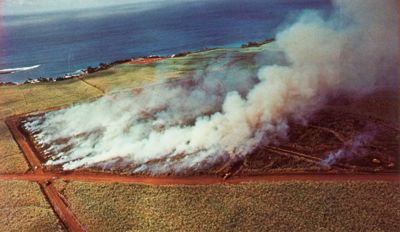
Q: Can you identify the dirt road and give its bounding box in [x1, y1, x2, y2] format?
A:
[4, 114, 400, 232]
[0, 172, 399, 185]
[128, 57, 166, 64]
[6, 116, 85, 232]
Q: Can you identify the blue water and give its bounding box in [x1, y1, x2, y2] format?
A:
[1, 0, 332, 82]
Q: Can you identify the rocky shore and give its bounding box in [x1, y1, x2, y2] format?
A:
[0, 37, 274, 86]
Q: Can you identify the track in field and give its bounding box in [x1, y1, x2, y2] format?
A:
[4, 114, 399, 232]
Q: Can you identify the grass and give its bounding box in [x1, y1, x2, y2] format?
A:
[0, 121, 29, 174]
[55, 181, 400, 232]
[0, 44, 273, 117]
[0, 78, 103, 120]
[84, 65, 156, 92]
[0, 79, 104, 174]
[1, 43, 398, 231]
[0, 44, 272, 174]
[84, 44, 271, 92]
[0, 181, 63, 232]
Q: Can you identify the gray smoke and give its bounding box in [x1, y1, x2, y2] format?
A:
[320, 131, 375, 167]
[24, 0, 399, 173]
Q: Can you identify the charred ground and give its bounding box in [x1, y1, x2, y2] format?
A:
[17, 88, 399, 178]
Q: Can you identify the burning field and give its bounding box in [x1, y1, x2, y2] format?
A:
[17, 0, 399, 176]
[15, 88, 400, 177]
[1, 1, 399, 231]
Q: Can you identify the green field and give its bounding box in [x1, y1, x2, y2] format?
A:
[0, 122, 29, 174]
[0, 43, 399, 232]
[55, 181, 400, 232]
[0, 78, 104, 173]
[0, 79, 103, 120]
[0, 45, 271, 119]
[0, 45, 270, 174]
[0, 181, 62, 231]
[83, 45, 270, 92]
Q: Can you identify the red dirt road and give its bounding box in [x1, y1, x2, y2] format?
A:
[0, 173, 399, 185]
[6, 116, 85, 232]
[5, 116, 44, 173]
[4, 114, 400, 232]
[128, 57, 166, 64]
[42, 184, 85, 232]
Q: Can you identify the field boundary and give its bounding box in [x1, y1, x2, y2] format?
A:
[5, 115, 85, 232]
[4, 113, 400, 232]
[0, 172, 399, 184]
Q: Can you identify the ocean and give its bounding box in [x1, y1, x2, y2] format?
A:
[0, 0, 332, 83]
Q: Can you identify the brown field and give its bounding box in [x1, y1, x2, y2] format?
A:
[128, 57, 166, 65]
[0, 121, 29, 174]
[0, 79, 103, 120]
[54, 180, 400, 232]
[20, 88, 399, 177]
[0, 180, 63, 231]
[0, 44, 398, 231]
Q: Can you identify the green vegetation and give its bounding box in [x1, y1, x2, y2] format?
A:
[55, 181, 400, 232]
[0, 45, 272, 118]
[0, 45, 272, 174]
[0, 79, 104, 174]
[0, 181, 63, 231]
[84, 45, 270, 92]
[0, 79, 103, 120]
[84, 65, 156, 92]
[0, 122, 29, 173]
[1, 44, 397, 232]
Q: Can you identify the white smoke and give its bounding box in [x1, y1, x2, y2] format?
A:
[24, 0, 399, 173]
[320, 131, 375, 167]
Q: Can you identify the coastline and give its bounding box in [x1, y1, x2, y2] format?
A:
[0, 38, 274, 86]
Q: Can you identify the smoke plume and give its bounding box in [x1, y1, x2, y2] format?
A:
[24, 0, 399, 173]
[320, 131, 375, 167]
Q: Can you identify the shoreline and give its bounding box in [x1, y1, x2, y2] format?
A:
[0, 38, 274, 86]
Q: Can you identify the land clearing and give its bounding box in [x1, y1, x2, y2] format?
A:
[127, 57, 166, 65]
[15, 88, 399, 177]
[2, 87, 398, 231]
[0, 44, 398, 231]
